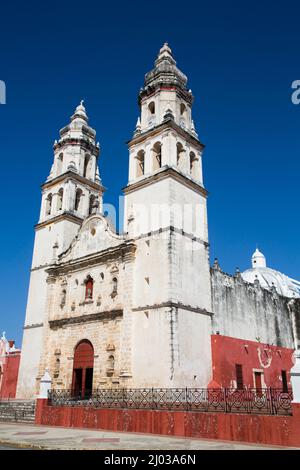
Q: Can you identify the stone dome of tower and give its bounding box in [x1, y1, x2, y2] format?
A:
[251, 248, 266, 268]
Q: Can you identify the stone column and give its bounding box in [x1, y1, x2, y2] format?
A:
[63, 179, 75, 212]
[128, 148, 136, 183]
[168, 132, 177, 167]
[61, 181, 69, 212]
[198, 151, 203, 184]
[39, 193, 47, 222]
[144, 142, 152, 176]
[161, 132, 169, 167]
[82, 191, 90, 217]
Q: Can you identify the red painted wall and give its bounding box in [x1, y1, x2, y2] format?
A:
[35, 399, 300, 448]
[0, 352, 20, 399]
[210, 335, 294, 389]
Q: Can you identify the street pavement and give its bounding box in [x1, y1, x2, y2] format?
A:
[0, 422, 293, 450]
[0, 445, 24, 450]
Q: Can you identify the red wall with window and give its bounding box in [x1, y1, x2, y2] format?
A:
[209, 334, 294, 389]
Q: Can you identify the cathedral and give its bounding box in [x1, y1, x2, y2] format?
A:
[15, 44, 300, 400]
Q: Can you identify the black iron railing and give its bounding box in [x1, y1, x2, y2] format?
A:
[47, 387, 293, 416]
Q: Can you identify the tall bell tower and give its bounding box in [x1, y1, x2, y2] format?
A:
[17, 102, 105, 398]
[125, 44, 213, 388]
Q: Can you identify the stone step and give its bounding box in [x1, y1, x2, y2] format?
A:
[0, 400, 36, 423]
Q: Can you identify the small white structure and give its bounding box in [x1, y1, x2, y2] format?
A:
[38, 370, 52, 399]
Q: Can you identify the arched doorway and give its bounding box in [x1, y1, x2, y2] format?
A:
[72, 340, 94, 399]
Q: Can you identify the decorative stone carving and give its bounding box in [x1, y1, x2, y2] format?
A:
[110, 264, 119, 274]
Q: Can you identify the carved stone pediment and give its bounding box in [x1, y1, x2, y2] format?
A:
[59, 214, 125, 262]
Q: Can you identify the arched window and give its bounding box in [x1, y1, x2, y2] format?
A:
[136, 150, 145, 177]
[176, 142, 185, 169]
[45, 193, 52, 216]
[190, 152, 197, 178]
[148, 101, 155, 115]
[180, 103, 187, 128]
[57, 188, 63, 211]
[89, 195, 97, 215]
[152, 142, 162, 171]
[83, 154, 90, 178]
[85, 276, 94, 300]
[180, 103, 187, 116]
[72, 340, 94, 398]
[148, 101, 156, 127]
[57, 153, 63, 174]
[74, 188, 82, 211]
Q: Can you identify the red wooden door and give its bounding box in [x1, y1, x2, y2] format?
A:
[72, 340, 94, 398]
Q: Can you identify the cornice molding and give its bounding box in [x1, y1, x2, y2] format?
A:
[53, 137, 99, 157]
[35, 212, 83, 231]
[46, 241, 136, 276]
[132, 301, 213, 316]
[128, 118, 204, 150]
[49, 309, 123, 329]
[132, 226, 209, 247]
[41, 171, 106, 193]
[139, 85, 193, 107]
[23, 322, 44, 330]
[123, 167, 208, 198]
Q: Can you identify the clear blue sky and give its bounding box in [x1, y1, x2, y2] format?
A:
[1, 0, 299, 345]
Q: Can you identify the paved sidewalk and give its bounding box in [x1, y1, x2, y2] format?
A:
[0, 422, 292, 450]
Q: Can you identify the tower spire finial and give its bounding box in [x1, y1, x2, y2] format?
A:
[156, 42, 175, 64]
[71, 99, 88, 123]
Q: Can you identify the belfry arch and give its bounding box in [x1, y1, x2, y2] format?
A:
[71, 339, 94, 398]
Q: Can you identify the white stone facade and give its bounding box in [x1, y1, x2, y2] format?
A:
[16, 44, 213, 398]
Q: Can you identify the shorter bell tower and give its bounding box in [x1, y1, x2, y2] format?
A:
[17, 102, 104, 398]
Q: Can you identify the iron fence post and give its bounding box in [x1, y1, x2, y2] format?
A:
[224, 388, 228, 413]
[270, 387, 276, 415]
[246, 388, 250, 414]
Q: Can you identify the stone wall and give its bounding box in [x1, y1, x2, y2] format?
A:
[211, 264, 295, 348]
